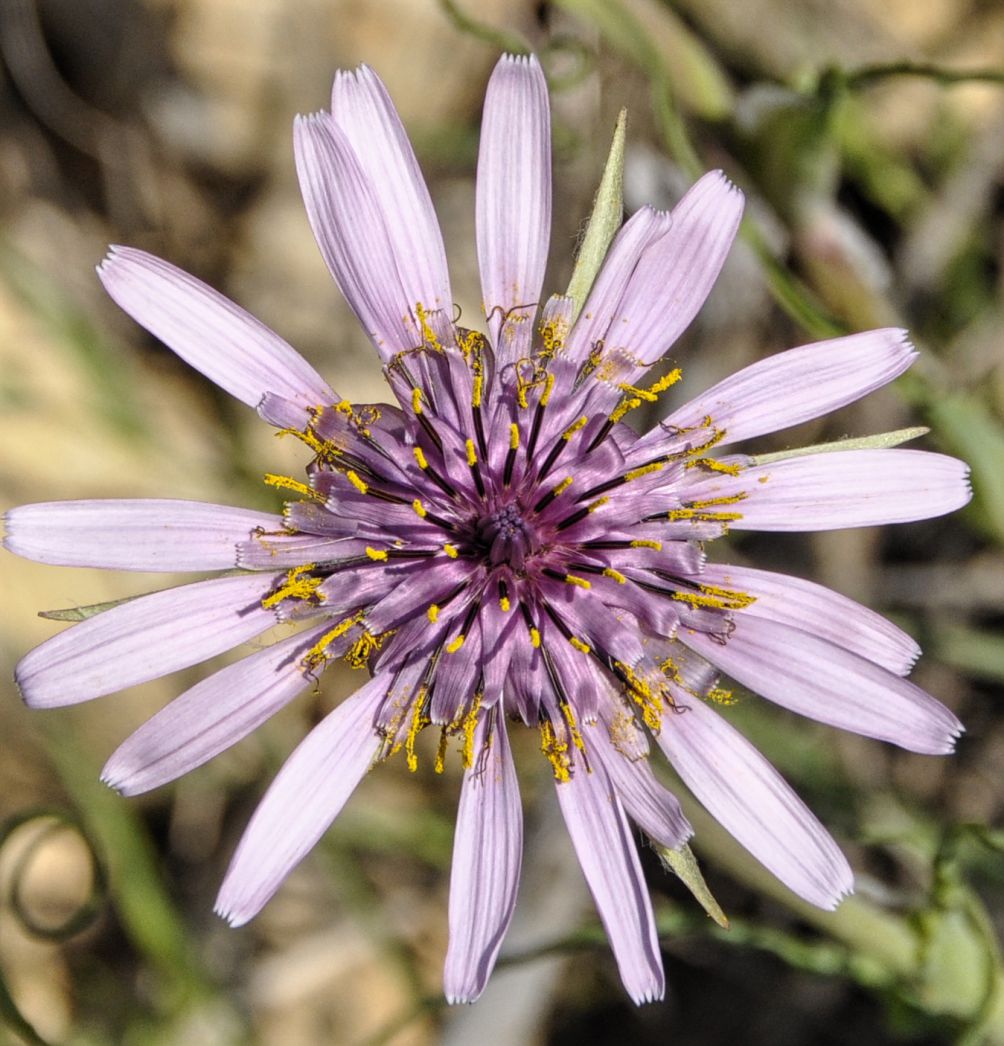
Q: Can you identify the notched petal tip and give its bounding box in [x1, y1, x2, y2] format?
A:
[98, 767, 127, 795]
[630, 982, 666, 1006]
[212, 900, 251, 929]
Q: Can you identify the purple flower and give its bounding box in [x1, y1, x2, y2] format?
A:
[4, 54, 970, 1005]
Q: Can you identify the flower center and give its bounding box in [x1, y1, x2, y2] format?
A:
[473, 503, 539, 571]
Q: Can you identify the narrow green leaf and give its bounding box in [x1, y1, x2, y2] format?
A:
[565, 109, 627, 323]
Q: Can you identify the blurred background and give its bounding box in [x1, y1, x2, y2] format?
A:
[1, 0, 1003, 1043]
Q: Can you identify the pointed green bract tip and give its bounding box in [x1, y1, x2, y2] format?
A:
[565, 109, 627, 324]
[657, 841, 730, 929]
[750, 426, 930, 466]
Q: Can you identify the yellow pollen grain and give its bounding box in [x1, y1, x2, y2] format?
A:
[465, 439, 478, 467]
[499, 596, 511, 612]
[411, 387, 423, 414]
[529, 627, 541, 648]
[413, 446, 429, 470]
[472, 373, 483, 408]
[562, 416, 588, 441]
[708, 686, 737, 705]
[631, 539, 662, 550]
[443, 543, 459, 559]
[427, 604, 440, 622]
[346, 470, 368, 494]
[569, 636, 591, 655]
[588, 496, 610, 513]
[366, 546, 388, 561]
[564, 574, 591, 590]
[603, 567, 627, 584]
[540, 372, 556, 406]
[446, 634, 465, 654]
[412, 499, 427, 518]
[509, 423, 520, 450]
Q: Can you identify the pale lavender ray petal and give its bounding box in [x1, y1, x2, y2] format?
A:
[555, 764, 664, 1004]
[682, 449, 972, 531]
[476, 54, 551, 364]
[4, 500, 283, 572]
[215, 673, 386, 925]
[699, 562, 921, 675]
[682, 616, 963, 754]
[445, 712, 523, 1004]
[600, 171, 743, 375]
[655, 696, 854, 908]
[15, 573, 278, 707]
[102, 623, 333, 795]
[562, 207, 672, 363]
[294, 114, 415, 359]
[331, 65, 452, 313]
[98, 248, 335, 417]
[648, 328, 917, 449]
[590, 721, 692, 850]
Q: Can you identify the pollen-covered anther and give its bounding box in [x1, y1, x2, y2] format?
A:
[443, 543, 459, 559]
[562, 416, 588, 441]
[624, 462, 664, 482]
[539, 718, 572, 782]
[404, 694, 430, 773]
[671, 584, 756, 611]
[665, 492, 748, 524]
[414, 302, 442, 350]
[346, 470, 369, 494]
[427, 603, 440, 622]
[261, 563, 322, 610]
[301, 613, 363, 670]
[264, 473, 324, 501]
[533, 476, 573, 514]
[446, 634, 465, 654]
[366, 546, 389, 562]
[564, 574, 591, 590]
[345, 629, 384, 668]
[686, 457, 743, 476]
